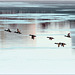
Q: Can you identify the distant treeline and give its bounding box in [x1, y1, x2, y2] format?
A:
[0, 7, 75, 14]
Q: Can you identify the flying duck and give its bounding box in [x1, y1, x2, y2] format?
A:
[55, 42, 66, 47]
[4, 28, 11, 32]
[14, 29, 21, 34]
[29, 34, 36, 40]
[55, 42, 61, 47]
[64, 33, 71, 38]
[47, 37, 54, 40]
[61, 43, 66, 47]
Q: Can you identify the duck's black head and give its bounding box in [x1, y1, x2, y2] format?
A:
[29, 34, 31, 36]
[47, 37, 49, 38]
[64, 35, 66, 37]
[55, 43, 58, 44]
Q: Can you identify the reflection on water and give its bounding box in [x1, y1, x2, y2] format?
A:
[0, 2, 75, 74]
[70, 21, 75, 49]
[0, 13, 73, 49]
[0, 2, 75, 51]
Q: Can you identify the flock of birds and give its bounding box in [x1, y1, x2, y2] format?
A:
[4, 28, 71, 47]
[5, 28, 21, 34]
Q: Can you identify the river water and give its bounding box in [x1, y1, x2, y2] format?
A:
[0, 13, 74, 49]
[0, 2, 75, 53]
[0, 1, 75, 74]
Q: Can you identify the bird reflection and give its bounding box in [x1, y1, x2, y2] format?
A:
[40, 22, 49, 29]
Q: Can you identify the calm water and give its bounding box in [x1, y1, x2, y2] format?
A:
[0, 2, 75, 74]
[0, 1, 75, 50]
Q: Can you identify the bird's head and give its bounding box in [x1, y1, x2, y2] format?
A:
[29, 34, 31, 36]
